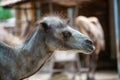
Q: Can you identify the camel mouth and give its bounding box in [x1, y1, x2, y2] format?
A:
[79, 38, 95, 54]
[81, 44, 95, 54]
[86, 45, 95, 53]
[63, 41, 95, 54]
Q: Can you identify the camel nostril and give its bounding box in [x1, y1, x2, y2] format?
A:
[85, 39, 93, 45]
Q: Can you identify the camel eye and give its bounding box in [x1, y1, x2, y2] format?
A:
[62, 31, 72, 40]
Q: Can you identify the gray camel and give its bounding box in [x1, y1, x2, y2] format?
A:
[0, 16, 95, 80]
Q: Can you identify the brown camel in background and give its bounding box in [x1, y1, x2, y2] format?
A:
[75, 16, 105, 80]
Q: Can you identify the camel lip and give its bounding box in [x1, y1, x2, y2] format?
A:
[85, 45, 95, 53]
[63, 43, 95, 54]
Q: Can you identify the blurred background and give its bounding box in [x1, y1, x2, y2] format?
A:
[0, 0, 120, 80]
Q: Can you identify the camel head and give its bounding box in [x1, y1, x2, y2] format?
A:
[37, 16, 95, 54]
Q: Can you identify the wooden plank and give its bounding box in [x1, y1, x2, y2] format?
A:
[0, 0, 29, 8]
[1, 0, 91, 8]
[109, 0, 120, 77]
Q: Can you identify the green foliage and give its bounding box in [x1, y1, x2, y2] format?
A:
[0, 1, 13, 21]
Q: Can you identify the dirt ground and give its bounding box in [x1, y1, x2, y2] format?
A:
[25, 70, 119, 80]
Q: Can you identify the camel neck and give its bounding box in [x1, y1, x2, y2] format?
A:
[18, 28, 53, 79]
[23, 28, 45, 53]
[21, 28, 52, 60]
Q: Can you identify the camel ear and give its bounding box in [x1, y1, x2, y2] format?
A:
[66, 19, 71, 24]
[66, 18, 72, 26]
[40, 22, 50, 32]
